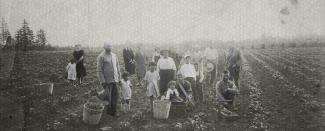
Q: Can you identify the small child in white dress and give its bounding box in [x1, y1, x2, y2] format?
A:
[143, 62, 160, 113]
[120, 72, 132, 113]
[66, 59, 76, 85]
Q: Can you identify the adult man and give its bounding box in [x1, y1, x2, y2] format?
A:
[215, 71, 238, 110]
[226, 47, 242, 87]
[157, 50, 177, 94]
[203, 47, 218, 86]
[97, 42, 121, 116]
[178, 55, 199, 101]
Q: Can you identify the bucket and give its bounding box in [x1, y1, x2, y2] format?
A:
[153, 100, 171, 119]
[83, 103, 104, 125]
[38, 83, 54, 95]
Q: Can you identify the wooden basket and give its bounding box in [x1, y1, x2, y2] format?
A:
[153, 100, 171, 119]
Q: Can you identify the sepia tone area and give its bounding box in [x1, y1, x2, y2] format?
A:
[1, 0, 325, 131]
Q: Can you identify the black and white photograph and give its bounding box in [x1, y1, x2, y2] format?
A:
[0, 0, 324, 130]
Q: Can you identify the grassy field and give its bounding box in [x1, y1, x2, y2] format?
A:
[0, 46, 324, 131]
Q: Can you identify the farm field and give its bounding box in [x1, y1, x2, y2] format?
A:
[0, 46, 324, 131]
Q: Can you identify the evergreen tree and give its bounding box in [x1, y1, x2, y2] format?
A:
[15, 19, 34, 51]
[35, 29, 47, 48]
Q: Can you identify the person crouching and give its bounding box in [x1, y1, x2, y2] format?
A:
[215, 71, 239, 110]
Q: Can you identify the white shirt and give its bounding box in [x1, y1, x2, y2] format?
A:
[157, 57, 177, 71]
[165, 88, 179, 100]
[179, 63, 196, 79]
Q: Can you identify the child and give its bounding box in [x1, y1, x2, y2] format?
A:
[143, 62, 160, 113]
[66, 58, 77, 85]
[165, 81, 183, 102]
[120, 72, 132, 113]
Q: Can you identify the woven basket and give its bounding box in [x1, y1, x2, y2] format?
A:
[82, 103, 104, 125]
[153, 100, 171, 119]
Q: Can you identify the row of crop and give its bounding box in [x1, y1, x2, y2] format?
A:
[252, 51, 313, 79]
[247, 52, 321, 130]
[241, 53, 269, 130]
[251, 51, 321, 95]
[258, 49, 323, 70]
[255, 50, 319, 75]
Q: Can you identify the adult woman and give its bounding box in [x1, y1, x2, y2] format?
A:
[123, 47, 136, 75]
[73, 44, 86, 84]
[157, 50, 177, 94]
[135, 45, 146, 85]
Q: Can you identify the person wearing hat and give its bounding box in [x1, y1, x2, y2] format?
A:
[178, 55, 200, 101]
[156, 49, 177, 94]
[97, 42, 121, 116]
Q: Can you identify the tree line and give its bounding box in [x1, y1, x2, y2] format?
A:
[0, 18, 54, 51]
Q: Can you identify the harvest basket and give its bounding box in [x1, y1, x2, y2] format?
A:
[153, 100, 171, 119]
[38, 83, 54, 95]
[83, 97, 105, 125]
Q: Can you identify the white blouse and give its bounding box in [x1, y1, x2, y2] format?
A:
[178, 63, 196, 79]
[157, 57, 177, 71]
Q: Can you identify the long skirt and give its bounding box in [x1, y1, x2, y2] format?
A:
[76, 62, 86, 78]
[159, 69, 175, 94]
[136, 64, 146, 79]
[125, 62, 135, 75]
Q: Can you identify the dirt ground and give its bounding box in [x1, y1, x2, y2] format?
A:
[0, 47, 324, 131]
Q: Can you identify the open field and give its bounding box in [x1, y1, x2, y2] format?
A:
[1, 46, 325, 131]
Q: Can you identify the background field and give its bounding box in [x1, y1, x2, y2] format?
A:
[0, 46, 325, 131]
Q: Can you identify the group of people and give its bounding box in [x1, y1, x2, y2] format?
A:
[66, 42, 242, 117]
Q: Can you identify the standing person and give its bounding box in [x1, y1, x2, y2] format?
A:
[123, 47, 136, 75]
[157, 50, 177, 94]
[194, 60, 205, 102]
[178, 55, 199, 101]
[73, 44, 86, 84]
[151, 47, 161, 64]
[169, 49, 182, 69]
[135, 45, 146, 86]
[204, 47, 218, 86]
[66, 58, 77, 86]
[143, 62, 160, 114]
[215, 71, 238, 110]
[120, 72, 132, 113]
[97, 42, 121, 116]
[226, 47, 242, 87]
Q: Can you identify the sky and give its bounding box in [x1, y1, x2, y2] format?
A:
[0, 0, 324, 46]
